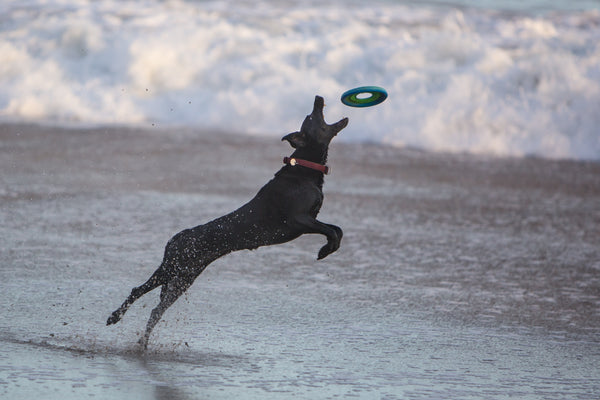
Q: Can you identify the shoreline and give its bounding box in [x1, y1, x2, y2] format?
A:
[2, 121, 600, 164]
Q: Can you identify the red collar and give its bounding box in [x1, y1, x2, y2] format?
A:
[283, 157, 329, 175]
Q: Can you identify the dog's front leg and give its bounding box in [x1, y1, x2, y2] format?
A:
[290, 215, 343, 259]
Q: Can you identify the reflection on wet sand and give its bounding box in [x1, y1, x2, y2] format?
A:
[1, 124, 599, 399]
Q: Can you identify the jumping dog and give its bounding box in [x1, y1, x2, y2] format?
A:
[107, 96, 348, 348]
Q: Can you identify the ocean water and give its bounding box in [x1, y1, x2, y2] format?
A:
[1, 0, 600, 159]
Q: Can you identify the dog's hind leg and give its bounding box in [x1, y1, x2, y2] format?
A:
[138, 276, 192, 349]
[106, 269, 165, 326]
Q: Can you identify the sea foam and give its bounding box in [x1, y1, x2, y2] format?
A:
[1, 0, 599, 160]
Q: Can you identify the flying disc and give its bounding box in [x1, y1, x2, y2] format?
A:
[341, 86, 388, 107]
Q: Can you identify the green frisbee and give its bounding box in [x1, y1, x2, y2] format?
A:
[341, 86, 388, 107]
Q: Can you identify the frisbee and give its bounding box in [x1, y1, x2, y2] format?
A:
[341, 86, 388, 107]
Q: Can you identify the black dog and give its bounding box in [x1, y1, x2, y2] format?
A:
[107, 95, 348, 348]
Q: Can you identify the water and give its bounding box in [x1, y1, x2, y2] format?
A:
[1, 0, 600, 159]
[1, 124, 599, 399]
[400, 0, 600, 12]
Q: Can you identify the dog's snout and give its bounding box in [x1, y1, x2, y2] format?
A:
[313, 96, 325, 114]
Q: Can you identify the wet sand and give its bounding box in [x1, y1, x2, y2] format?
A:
[1, 123, 599, 399]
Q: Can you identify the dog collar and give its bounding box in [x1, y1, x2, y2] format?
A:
[283, 157, 329, 174]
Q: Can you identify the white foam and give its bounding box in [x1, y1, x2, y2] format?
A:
[1, 0, 599, 159]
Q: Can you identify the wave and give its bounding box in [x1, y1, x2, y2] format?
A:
[1, 0, 599, 159]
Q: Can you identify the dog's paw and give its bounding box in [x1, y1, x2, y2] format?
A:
[106, 312, 121, 325]
[138, 336, 149, 351]
[317, 241, 338, 260]
[317, 247, 328, 260]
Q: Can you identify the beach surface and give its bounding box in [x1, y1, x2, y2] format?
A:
[1, 123, 599, 399]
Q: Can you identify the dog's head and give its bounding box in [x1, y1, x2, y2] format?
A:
[282, 96, 348, 149]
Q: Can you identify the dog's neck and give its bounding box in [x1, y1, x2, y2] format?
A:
[290, 144, 329, 166]
[283, 157, 329, 174]
[277, 145, 329, 184]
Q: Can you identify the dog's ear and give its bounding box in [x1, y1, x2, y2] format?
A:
[330, 117, 349, 136]
[281, 131, 307, 148]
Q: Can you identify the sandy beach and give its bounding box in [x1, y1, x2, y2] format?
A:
[1, 123, 599, 399]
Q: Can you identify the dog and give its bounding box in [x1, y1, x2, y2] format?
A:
[106, 95, 349, 348]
